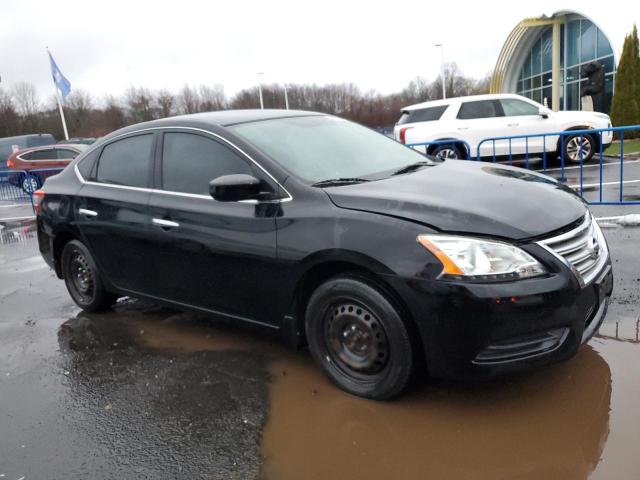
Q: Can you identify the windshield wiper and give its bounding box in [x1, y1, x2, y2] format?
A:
[391, 161, 433, 176]
[312, 177, 371, 187]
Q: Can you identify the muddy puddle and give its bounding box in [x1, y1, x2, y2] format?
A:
[55, 299, 640, 480]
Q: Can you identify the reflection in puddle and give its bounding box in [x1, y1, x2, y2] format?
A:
[57, 300, 614, 480]
[263, 348, 611, 480]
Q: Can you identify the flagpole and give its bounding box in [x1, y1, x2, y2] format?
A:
[54, 86, 69, 141]
[46, 47, 69, 141]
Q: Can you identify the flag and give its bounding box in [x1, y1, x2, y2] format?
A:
[48, 50, 71, 99]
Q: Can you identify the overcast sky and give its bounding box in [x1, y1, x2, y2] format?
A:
[0, 0, 636, 103]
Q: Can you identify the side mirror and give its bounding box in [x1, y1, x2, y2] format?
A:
[539, 107, 550, 119]
[209, 174, 269, 202]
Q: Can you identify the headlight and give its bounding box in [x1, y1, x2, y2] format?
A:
[417, 234, 546, 281]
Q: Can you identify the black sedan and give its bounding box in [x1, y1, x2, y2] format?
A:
[35, 110, 613, 399]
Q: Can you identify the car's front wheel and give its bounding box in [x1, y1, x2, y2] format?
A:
[562, 133, 596, 163]
[305, 275, 416, 400]
[61, 240, 117, 311]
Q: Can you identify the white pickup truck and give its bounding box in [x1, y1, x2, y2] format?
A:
[394, 93, 613, 163]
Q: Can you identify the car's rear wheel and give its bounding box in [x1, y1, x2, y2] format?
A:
[21, 173, 41, 193]
[61, 240, 117, 311]
[431, 144, 463, 160]
[305, 275, 415, 400]
[562, 133, 595, 163]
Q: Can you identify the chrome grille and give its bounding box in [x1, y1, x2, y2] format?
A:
[538, 213, 608, 286]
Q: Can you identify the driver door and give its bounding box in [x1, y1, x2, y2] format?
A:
[145, 129, 281, 326]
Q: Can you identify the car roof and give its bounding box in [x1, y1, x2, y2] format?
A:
[95, 109, 326, 145]
[14, 143, 87, 154]
[402, 93, 527, 111]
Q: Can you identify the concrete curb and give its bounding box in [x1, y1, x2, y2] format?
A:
[595, 214, 640, 228]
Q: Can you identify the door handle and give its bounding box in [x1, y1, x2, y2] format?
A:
[152, 218, 180, 229]
[507, 123, 520, 127]
[78, 208, 98, 217]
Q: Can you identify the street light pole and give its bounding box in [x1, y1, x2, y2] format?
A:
[257, 72, 264, 109]
[434, 44, 446, 99]
[284, 84, 289, 110]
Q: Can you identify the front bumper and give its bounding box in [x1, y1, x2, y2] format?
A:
[383, 254, 613, 381]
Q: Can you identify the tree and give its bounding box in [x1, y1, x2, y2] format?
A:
[0, 88, 20, 136]
[11, 82, 40, 133]
[124, 86, 155, 123]
[156, 89, 175, 118]
[65, 89, 94, 137]
[610, 24, 640, 138]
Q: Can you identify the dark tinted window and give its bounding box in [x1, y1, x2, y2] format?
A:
[76, 149, 100, 179]
[457, 100, 500, 120]
[23, 149, 56, 160]
[96, 134, 153, 187]
[397, 105, 448, 125]
[161, 132, 252, 195]
[56, 148, 80, 160]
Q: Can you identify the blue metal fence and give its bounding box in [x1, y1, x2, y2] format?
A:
[0, 168, 64, 214]
[475, 125, 640, 205]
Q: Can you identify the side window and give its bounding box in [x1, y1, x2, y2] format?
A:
[501, 99, 540, 116]
[161, 132, 253, 195]
[56, 149, 80, 160]
[96, 134, 153, 188]
[26, 149, 56, 160]
[76, 148, 100, 179]
[457, 100, 500, 120]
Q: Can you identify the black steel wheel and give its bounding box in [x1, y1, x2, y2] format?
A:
[61, 240, 117, 311]
[306, 275, 416, 400]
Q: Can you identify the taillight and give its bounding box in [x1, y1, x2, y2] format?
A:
[33, 189, 45, 215]
[399, 126, 414, 144]
[7, 157, 14, 168]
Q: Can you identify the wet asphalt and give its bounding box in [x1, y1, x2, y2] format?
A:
[1, 216, 639, 480]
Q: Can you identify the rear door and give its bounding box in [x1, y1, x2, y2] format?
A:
[74, 133, 155, 293]
[454, 100, 508, 157]
[145, 129, 281, 325]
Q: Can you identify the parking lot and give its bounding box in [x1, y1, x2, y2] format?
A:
[0, 214, 639, 479]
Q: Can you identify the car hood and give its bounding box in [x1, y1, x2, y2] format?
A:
[552, 110, 610, 125]
[325, 161, 587, 240]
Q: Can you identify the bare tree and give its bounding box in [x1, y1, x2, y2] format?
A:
[65, 89, 94, 137]
[156, 89, 175, 118]
[177, 84, 200, 114]
[124, 86, 154, 123]
[199, 84, 226, 112]
[0, 87, 20, 136]
[11, 82, 40, 132]
[102, 95, 127, 131]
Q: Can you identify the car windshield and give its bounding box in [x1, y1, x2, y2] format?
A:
[230, 115, 433, 184]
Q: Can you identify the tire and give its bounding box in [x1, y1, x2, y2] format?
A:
[305, 275, 416, 400]
[61, 240, 117, 312]
[21, 173, 41, 194]
[561, 133, 595, 163]
[430, 144, 464, 160]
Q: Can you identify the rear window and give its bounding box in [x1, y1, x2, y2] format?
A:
[22, 149, 56, 160]
[397, 105, 448, 125]
[96, 134, 153, 188]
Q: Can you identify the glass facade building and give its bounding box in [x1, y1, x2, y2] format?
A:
[515, 19, 615, 113]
